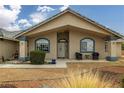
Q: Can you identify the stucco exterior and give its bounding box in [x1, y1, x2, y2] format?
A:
[26, 30, 109, 59]
[0, 39, 18, 59]
[0, 9, 123, 62]
[69, 30, 109, 59]
[28, 31, 57, 59]
[17, 9, 124, 61]
[116, 43, 122, 57]
[24, 12, 111, 37]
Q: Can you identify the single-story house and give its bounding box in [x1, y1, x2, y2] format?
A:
[14, 8, 124, 61]
[1, 8, 124, 62]
[0, 28, 19, 60]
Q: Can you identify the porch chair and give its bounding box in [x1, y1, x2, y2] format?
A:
[75, 52, 83, 60]
[92, 52, 99, 60]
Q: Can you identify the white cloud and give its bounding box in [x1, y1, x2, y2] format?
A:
[18, 19, 32, 28]
[60, 5, 69, 11]
[0, 5, 55, 31]
[30, 6, 55, 24]
[0, 6, 5, 9]
[9, 5, 21, 13]
[30, 12, 45, 24]
[6, 24, 20, 31]
[37, 6, 55, 12]
[24, 23, 32, 28]
[18, 19, 28, 24]
[0, 5, 22, 31]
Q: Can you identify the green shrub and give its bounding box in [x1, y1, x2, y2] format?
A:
[30, 51, 46, 64]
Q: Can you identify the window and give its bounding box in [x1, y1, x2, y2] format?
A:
[80, 38, 95, 52]
[35, 38, 50, 52]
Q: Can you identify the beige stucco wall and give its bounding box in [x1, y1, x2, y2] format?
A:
[19, 41, 28, 58]
[28, 30, 109, 59]
[116, 42, 122, 57]
[25, 12, 111, 36]
[107, 41, 122, 58]
[69, 30, 108, 59]
[28, 31, 57, 59]
[0, 39, 18, 59]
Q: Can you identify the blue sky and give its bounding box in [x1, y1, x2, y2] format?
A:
[0, 5, 124, 35]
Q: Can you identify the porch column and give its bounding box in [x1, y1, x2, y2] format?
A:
[107, 41, 118, 61]
[110, 41, 117, 57]
[18, 36, 28, 61]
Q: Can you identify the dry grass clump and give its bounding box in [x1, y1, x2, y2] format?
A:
[55, 70, 117, 88]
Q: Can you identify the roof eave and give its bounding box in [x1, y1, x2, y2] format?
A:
[0, 37, 19, 42]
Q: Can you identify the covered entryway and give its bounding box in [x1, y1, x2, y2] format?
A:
[58, 40, 68, 58]
[57, 31, 69, 59]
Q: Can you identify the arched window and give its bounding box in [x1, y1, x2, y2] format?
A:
[35, 38, 50, 52]
[80, 38, 95, 53]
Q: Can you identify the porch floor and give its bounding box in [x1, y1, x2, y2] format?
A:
[0, 59, 112, 69]
[54, 59, 111, 63]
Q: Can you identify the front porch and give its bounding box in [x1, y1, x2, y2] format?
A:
[17, 23, 124, 62]
[14, 8, 124, 63]
[18, 34, 123, 62]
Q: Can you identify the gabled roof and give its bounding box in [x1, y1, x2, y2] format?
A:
[0, 28, 20, 41]
[15, 8, 124, 38]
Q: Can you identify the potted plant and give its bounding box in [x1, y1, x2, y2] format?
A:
[51, 59, 56, 64]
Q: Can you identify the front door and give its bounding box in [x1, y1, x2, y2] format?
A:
[57, 31, 69, 59]
[58, 42, 67, 58]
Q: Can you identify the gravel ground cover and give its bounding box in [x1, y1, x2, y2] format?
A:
[0, 62, 124, 88]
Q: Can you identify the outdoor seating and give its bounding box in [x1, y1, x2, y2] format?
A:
[92, 52, 99, 60]
[75, 52, 83, 60]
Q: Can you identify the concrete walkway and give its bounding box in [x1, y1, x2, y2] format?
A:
[0, 59, 109, 68]
[0, 61, 67, 68]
